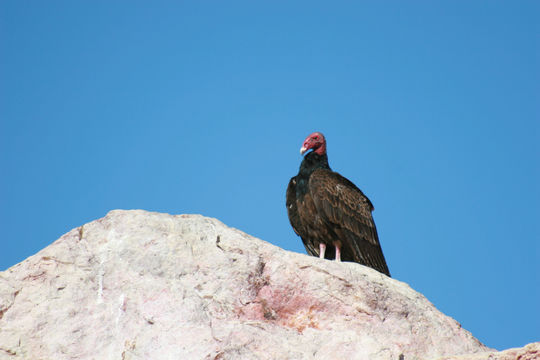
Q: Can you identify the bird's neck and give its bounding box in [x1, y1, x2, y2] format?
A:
[299, 151, 330, 176]
[296, 152, 331, 196]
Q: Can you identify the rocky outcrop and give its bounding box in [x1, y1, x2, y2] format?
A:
[437, 342, 540, 360]
[0, 210, 523, 359]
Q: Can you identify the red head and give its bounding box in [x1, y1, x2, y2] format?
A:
[300, 132, 326, 156]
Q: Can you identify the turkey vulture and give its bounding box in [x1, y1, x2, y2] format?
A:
[286, 132, 390, 276]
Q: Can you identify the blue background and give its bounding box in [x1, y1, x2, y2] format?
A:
[1, 1, 538, 351]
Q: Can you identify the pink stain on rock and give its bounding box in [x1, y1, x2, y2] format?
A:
[141, 289, 174, 323]
[237, 281, 332, 332]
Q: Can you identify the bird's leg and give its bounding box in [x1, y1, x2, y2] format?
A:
[319, 243, 326, 259]
[333, 241, 342, 262]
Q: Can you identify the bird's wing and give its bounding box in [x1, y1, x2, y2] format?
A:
[286, 176, 320, 257]
[308, 169, 390, 276]
[286, 176, 301, 236]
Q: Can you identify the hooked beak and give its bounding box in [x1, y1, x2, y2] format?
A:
[300, 146, 307, 155]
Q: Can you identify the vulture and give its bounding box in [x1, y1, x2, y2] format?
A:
[286, 132, 390, 276]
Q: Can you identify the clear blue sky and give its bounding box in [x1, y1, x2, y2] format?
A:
[1, 0, 538, 351]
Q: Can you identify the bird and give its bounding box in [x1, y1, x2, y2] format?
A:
[286, 131, 390, 276]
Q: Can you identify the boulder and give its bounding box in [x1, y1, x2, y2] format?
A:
[0, 210, 499, 359]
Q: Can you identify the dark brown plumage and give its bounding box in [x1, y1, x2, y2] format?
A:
[286, 132, 390, 276]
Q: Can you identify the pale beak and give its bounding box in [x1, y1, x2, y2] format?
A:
[300, 146, 307, 155]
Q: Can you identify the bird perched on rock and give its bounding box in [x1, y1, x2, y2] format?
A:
[286, 132, 390, 276]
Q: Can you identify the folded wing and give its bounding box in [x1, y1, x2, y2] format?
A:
[308, 169, 390, 276]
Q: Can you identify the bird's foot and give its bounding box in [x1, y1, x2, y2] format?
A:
[333, 241, 342, 262]
[319, 243, 326, 259]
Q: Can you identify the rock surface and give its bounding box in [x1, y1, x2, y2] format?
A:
[437, 342, 540, 360]
[0, 209, 521, 359]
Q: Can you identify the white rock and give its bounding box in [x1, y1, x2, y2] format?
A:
[0, 210, 495, 359]
[436, 342, 540, 360]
